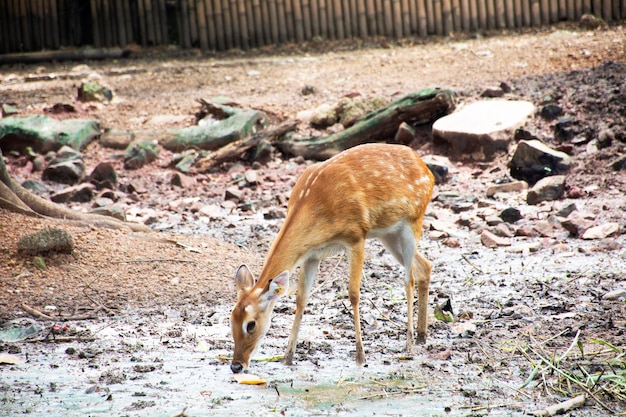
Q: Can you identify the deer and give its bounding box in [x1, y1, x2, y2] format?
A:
[229, 143, 434, 374]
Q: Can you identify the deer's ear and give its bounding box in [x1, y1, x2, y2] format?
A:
[235, 265, 256, 291]
[259, 271, 289, 310]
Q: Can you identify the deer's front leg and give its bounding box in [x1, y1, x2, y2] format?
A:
[414, 251, 431, 344]
[284, 258, 320, 365]
[348, 242, 366, 365]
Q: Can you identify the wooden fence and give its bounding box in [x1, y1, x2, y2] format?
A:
[1, 0, 624, 54]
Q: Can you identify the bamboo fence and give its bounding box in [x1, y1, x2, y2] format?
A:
[0, 0, 624, 54]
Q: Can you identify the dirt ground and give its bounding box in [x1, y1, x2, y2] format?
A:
[1, 23, 625, 416]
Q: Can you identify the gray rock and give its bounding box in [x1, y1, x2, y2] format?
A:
[540, 104, 563, 121]
[582, 223, 620, 240]
[89, 162, 117, 190]
[527, 175, 566, 205]
[225, 186, 244, 202]
[50, 183, 95, 203]
[77, 80, 113, 103]
[432, 100, 535, 161]
[556, 202, 577, 218]
[610, 155, 626, 171]
[481, 230, 510, 248]
[499, 207, 522, 223]
[510, 140, 572, 184]
[124, 139, 159, 170]
[422, 155, 450, 184]
[90, 205, 126, 221]
[42, 146, 85, 184]
[560, 213, 595, 237]
[17, 228, 74, 255]
[486, 181, 528, 197]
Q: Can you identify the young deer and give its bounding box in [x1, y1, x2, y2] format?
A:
[230, 143, 434, 373]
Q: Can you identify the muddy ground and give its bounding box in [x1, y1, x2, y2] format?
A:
[1, 23, 626, 416]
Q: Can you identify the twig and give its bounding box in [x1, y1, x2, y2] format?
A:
[169, 407, 188, 417]
[20, 304, 54, 320]
[461, 254, 484, 274]
[531, 394, 586, 416]
[527, 344, 614, 413]
[111, 258, 196, 264]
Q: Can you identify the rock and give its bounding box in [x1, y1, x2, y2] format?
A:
[556, 202, 577, 218]
[50, 183, 96, 203]
[250, 139, 274, 165]
[90, 205, 126, 221]
[582, 223, 620, 240]
[481, 230, 510, 248]
[510, 140, 572, 184]
[264, 208, 286, 219]
[21, 180, 48, 196]
[540, 104, 563, 121]
[486, 181, 528, 197]
[225, 186, 244, 202]
[493, 223, 514, 238]
[42, 146, 85, 184]
[198, 204, 226, 219]
[610, 155, 626, 171]
[124, 139, 159, 170]
[244, 170, 259, 186]
[597, 128, 614, 149]
[17, 228, 74, 256]
[507, 242, 542, 253]
[602, 288, 626, 301]
[480, 86, 505, 98]
[309, 103, 337, 128]
[336, 96, 387, 128]
[301, 85, 316, 95]
[432, 100, 535, 161]
[554, 116, 577, 141]
[499, 207, 522, 223]
[2, 103, 19, 116]
[0, 115, 100, 154]
[422, 155, 450, 185]
[77, 80, 113, 103]
[579, 13, 607, 30]
[173, 149, 199, 173]
[394, 122, 416, 145]
[171, 172, 196, 188]
[560, 213, 595, 237]
[527, 175, 566, 205]
[89, 162, 118, 190]
[100, 129, 134, 149]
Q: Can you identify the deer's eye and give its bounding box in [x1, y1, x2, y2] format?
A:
[246, 321, 256, 334]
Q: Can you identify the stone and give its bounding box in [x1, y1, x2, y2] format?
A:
[171, 172, 196, 188]
[77, 80, 113, 103]
[225, 186, 244, 202]
[480, 230, 510, 248]
[582, 223, 620, 240]
[124, 139, 159, 170]
[244, 170, 259, 186]
[480, 86, 505, 98]
[394, 122, 416, 145]
[554, 116, 577, 141]
[527, 175, 566, 205]
[510, 140, 572, 184]
[422, 155, 450, 184]
[89, 162, 117, 190]
[432, 100, 535, 161]
[560, 213, 595, 237]
[100, 129, 134, 149]
[42, 146, 85, 184]
[603, 288, 626, 301]
[499, 207, 522, 223]
[540, 104, 563, 121]
[90, 205, 126, 221]
[556, 202, 577, 218]
[50, 183, 96, 203]
[486, 181, 528, 197]
[610, 155, 626, 171]
[17, 228, 74, 255]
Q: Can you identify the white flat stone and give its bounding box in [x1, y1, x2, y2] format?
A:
[433, 100, 535, 161]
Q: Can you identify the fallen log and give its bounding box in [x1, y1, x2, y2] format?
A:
[195, 120, 298, 171]
[0, 47, 131, 65]
[276, 88, 455, 160]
